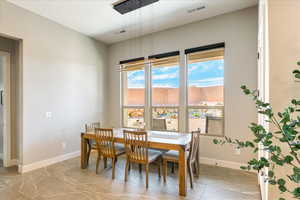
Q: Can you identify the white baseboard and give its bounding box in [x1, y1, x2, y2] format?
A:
[0, 153, 18, 167]
[17, 152, 252, 174]
[19, 151, 80, 173]
[8, 159, 19, 166]
[199, 156, 252, 172]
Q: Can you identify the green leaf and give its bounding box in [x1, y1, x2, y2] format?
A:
[293, 70, 300, 74]
[278, 185, 287, 192]
[268, 170, 274, 178]
[295, 74, 300, 79]
[284, 155, 294, 164]
[294, 167, 300, 174]
[244, 88, 251, 95]
[277, 179, 286, 186]
[292, 187, 300, 197]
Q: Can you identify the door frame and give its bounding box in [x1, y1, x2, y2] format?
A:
[258, 0, 269, 199]
[0, 51, 11, 167]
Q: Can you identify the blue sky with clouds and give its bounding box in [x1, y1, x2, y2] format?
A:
[127, 59, 224, 88]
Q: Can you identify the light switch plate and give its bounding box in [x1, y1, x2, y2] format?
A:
[46, 112, 52, 118]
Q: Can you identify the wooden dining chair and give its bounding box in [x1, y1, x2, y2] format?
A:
[85, 122, 101, 165]
[123, 130, 162, 188]
[162, 130, 201, 189]
[95, 128, 125, 179]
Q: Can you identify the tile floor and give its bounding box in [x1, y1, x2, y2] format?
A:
[0, 154, 260, 200]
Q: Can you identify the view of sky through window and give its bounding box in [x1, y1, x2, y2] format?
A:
[127, 59, 224, 88]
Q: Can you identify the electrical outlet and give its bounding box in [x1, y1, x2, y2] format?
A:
[62, 142, 66, 150]
[46, 112, 52, 119]
[234, 147, 241, 155]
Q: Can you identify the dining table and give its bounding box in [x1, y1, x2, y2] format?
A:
[80, 128, 191, 196]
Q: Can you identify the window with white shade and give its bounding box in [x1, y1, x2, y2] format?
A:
[121, 58, 146, 129]
[149, 52, 180, 131]
[186, 45, 225, 136]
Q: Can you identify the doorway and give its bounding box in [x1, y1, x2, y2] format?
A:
[0, 51, 11, 168]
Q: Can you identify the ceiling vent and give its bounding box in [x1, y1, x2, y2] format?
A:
[113, 0, 159, 15]
[187, 6, 206, 14]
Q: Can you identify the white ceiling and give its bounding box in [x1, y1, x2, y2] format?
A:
[8, 0, 258, 44]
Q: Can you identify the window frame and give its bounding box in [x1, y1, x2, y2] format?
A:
[121, 59, 146, 129]
[185, 46, 225, 137]
[149, 53, 180, 132]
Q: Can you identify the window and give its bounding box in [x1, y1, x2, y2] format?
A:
[186, 44, 225, 136]
[121, 58, 146, 129]
[120, 43, 225, 136]
[149, 52, 180, 131]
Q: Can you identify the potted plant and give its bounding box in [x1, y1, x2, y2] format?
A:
[213, 63, 300, 200]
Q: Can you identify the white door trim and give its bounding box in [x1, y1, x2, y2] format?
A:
[257, 0, 269, 200]
[0, 51, 11, 167]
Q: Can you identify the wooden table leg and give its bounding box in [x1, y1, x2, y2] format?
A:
[178, 146, 187, 196]
[81, 133, 88, 169]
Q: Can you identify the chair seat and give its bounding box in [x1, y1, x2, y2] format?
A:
[148, 149, 162, 162]
[162, 150, 179, 161]
[115, 143, 125, 155]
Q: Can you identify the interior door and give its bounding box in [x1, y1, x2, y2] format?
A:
[0, 51, 11, 168]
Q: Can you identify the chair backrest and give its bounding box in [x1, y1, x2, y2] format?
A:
[85, 122, 101, 133]
[152, 118, 167, 130]
[123, 130, 148, 163]
[205, 116, 223, 136]
[188, 130, 201, 162]
[95, 128, 115, 157]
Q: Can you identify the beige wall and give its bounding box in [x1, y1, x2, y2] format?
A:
[0, 0, 108, 165]
[108, 7, 258, 164]
[268, 0, 300, 199]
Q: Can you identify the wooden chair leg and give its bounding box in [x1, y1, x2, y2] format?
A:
[96, 151, 101, 174]
[87, 140, 92, 165]
[146, 164, 149, 189]
[139, 164, 142, 173]
[157, 160, 161, 178]
[188, 162, 194, 189]
[125, 159, 129, 182]
[128, 162, 131, 171]
[104, 157, 107, 168]
[171, 162, 175, 173]
[196, 149, 200, 176]
[163, 159, 167, 183]
[194, 162, 200, 177]
[112, 158, 116, 179]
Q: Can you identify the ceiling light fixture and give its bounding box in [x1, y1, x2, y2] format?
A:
[113, 0, 159, 15]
